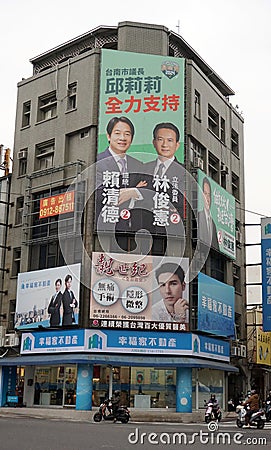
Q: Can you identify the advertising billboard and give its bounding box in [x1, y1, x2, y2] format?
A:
[39, 191, 74, 219]
[95, 49, 185, 235]
[261, 217, 271, 331]
[255, 310, 271, 366]
[197, 170, 236, 259]
[198, 272, 235, 337]
[90, 252, 189, 331]
[15, 263, 81, 330]
[21, 329, 230, 362]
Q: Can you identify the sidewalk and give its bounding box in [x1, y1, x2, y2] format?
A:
[0, 406, 237, 423]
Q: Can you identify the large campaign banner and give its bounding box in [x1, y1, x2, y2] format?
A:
[95, 49, 185, 235]
[198, 272, 235, 337]
[197, 170, 236, 259]
[90, 252, 189, 331]
[15, 263, 81, 330]
[261, 217, 271, 331]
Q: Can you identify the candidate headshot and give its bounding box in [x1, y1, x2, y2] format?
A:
[198, 176, 219, 250]
[152, 262, 189, 323]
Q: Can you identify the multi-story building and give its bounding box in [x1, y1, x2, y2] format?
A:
[0, 21, 247, 412]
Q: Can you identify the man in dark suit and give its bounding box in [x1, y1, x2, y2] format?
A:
[198, 176, 219, 250]
[95, 116, 146, 233]
[62, 274, 78, 326]
[48, 278, 62, 326]
[141, 122, 185, 237]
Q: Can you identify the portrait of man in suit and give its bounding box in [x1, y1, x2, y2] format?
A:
[62, 274, 78, 326]
[48, 278, 62, 327]
[198, 176, 219, 250]
[142, 122, 185, 236]
[95, 116, 146, 233]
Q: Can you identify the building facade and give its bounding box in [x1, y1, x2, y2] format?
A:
[0, 21, 247, 412]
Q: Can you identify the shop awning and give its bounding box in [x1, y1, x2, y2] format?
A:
[0, 353, 239, 372]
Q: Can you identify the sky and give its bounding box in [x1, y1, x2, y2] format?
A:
[1, 0, 270, 280]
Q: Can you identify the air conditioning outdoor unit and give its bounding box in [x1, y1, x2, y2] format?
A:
[3, 333, 19, 347]
[221, 164, 229, 174]
[240, 345, 247, 358]
[231, 346, 240, 357]
[17, 150, 28, 160]
[194, 157, 204, 170]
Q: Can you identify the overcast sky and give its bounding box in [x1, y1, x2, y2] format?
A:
[1, 0, 270, 265]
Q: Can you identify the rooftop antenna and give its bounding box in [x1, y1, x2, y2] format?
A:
[176, 20, 180, 34]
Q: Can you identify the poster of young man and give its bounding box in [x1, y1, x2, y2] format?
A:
[89, 252, 189, 331]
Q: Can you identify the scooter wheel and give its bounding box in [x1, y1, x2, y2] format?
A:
[93, 412, 102, 422]
[205, 415, 211, 423]
[257, 419, 264, 429]
[121, 416, 129, 424]
[236, 419, 243, 428]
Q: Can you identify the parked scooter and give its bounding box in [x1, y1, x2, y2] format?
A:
[236, 404, 266, 429]
[264, 400, 271, 422]
[93, 398, 130, 423]
[204, 400, 222, 423]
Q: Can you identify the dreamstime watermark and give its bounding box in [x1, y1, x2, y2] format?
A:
[127, 422, 268, 446]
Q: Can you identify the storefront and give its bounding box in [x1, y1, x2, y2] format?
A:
[0, 328, 238, 411]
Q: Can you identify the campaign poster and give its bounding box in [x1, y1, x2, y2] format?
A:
[256, 310, 271, 366]
[197, 170, 236, 259]
[95, 49, 185, 235]
[261, 217, 271, 331]
[198, 272, 235, 337]
[90, 252, 189, 331]
[15, 263, 81, 330]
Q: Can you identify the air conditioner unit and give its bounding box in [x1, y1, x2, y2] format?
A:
[221, 163, 229, 174]
[4, 333, 19, 347]
[231, 346, 240, 357]
[240, 345, 247, 358]
[17, 150, 28, 160]
[194, 157, 204, 170]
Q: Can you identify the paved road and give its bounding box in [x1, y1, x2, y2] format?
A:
[0, 417, 270, 450]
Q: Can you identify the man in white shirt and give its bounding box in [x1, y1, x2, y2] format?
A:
[142, 122, 185, 235]
[152, 262, 189, 323]
[96, 116, 145, 232]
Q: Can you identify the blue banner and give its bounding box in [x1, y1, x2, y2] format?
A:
[261, 218, 271, 331]
[198, 273, 235, 337]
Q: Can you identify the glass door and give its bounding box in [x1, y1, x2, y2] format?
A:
[63, 366, 77, 406]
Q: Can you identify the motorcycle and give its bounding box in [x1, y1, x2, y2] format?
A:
[93, 398, 130, 423]
[204, 401, 222, 423]
[264, 400, 271, 422]
[236, 404, 266, 429]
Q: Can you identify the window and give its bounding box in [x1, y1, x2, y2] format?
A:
[220, 117, 225, 144]
[12, 247, 21, 277]
[232, 172, 240, 200]
[15, 197, 24, 225]
[208, 152, 219, 182]
[67, 82, 77, 111]
[231, 129, 239, 156]
[208, 104, 219, 137]
[210, 251, 226, 282]
[194, 90, 201, 120]
[35, 140, 55, 171]
[22, 101, 31, 127]
[8, 299, 16, 332]
[37, 91, 57, 122]
[18, 148, 28, 176]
